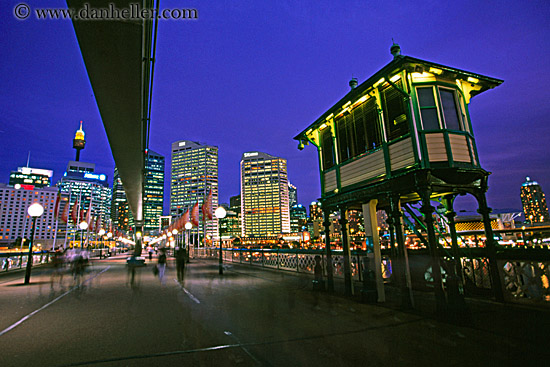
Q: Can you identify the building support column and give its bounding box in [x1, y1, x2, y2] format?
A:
[362, 200, 385, 302]
[441, 194, 468, 319]
[323, 209, 334, 292]
[134, 221, 144, 256]
[418, 189, 446, 315]
[388, 196, 414, 309]
[339, 208, 353, 296]
[474, 186, 505, 302]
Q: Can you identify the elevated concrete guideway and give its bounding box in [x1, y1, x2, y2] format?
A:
[1, 257, 548, 366]
[67, 0, 159, 228]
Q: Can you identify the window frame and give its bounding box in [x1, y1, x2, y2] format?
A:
[334, 96, 383, 165]
[320, 127, 335, 170]
[416, 85, 466, 132]
[381, 80, 410, 142]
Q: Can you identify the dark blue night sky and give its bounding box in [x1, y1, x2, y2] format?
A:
[1, 0, 549, 214]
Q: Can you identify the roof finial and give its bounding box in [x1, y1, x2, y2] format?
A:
[349, 76, 358, 90]
[390, 38, 401, 59]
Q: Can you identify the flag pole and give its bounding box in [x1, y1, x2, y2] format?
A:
[52, 188, 62, 250]
[52, 212, 59, 251]
[74, 191, 81, 248]
[63, 189, 72, 249]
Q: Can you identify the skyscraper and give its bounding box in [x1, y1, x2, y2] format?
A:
[240, 151, 290, 237]
[171, 140, 219, 239]
[56, 161, 111, 242]
[144, 150, 165, 235]
[521, 177, 550, 223]
[0, 184, 58, 248]
[9, 166, 53, 188]
[308, 201, 324, 239]
[111, 167, 133, 232]
[288, 182, 298, 207]
[229, 194, 242, 236]
[218, 203, 241, 239]
[290, 204, 307, 233]
[110, 150, 164, 235]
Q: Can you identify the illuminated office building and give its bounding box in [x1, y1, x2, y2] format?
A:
[288, 182, 298, 207]
[308, 201, 324, 238]
[9, 167, 53, 188]
[110, 150, 164, 235]
[144, 150, 165, 235]
[290, 204, 307, 233]
[111, 167, 133, 232]
[240, 151, 290, 236]
[218, 204, 241, 239]
[170, 140, 219, 239]
[0, 184, 58, 248]
[56, 161, 111, 240]
[521, 177, 550, 223]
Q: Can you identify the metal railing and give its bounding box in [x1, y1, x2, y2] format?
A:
[194, 246, 550, 306]
[0, 251, 53, 273]
[193, 247, 391, 282]
[0, 248, 124, 273]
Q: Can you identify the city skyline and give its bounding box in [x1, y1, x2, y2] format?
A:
[1, 1, 549, 213]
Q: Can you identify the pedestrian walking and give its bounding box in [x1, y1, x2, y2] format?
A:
[175, 246, 186, 282]
[157, 248, 167, 284]
[50, 248, 66, 287]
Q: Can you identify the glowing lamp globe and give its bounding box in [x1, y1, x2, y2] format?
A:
[28, 203, 44, 217]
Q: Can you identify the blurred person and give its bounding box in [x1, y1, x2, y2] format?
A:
[157, 248, 167, 285]
[50, 248, 66, 287]
[175, 246, 186, 282]
[147, 245, 154, 261]
[70, 248, 87, 285]
[126, 255, 141, 289]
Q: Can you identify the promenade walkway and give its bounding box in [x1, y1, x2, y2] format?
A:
[0, 254, 548, 366]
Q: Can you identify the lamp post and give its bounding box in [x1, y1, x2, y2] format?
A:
[172, 229, 178, 255]
[215, 206, 227, 275]
[98, 229, 105, 258]
[136, 231, 142, 254]
[24, 203, 44, 284]
[107, 231, 113, 254]
[185, 222, 192, 258]
[79, 221, 88, 249]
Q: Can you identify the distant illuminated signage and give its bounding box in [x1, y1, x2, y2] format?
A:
[244, 152, 258, 158]
[179, 142, 186, 147]
[84, 173, 106, 181]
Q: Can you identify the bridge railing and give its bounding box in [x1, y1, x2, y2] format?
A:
[0, 248, 118, 274]
[193, 247, 391, 282]
[194, 246, 550, 306]
[0, 251, 54, 273]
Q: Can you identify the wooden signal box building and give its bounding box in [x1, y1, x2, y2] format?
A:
[295, 44, 504, 309]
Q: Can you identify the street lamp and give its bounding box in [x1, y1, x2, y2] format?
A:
[79, 221, 88, 249]
[185, 222, 192, 257]
[215, 206, 227, 275]
[98, 228, 105, 257]
[172, 229, 178, 255]
[107, 231, 113, 254]
[24, 203, 44, 284]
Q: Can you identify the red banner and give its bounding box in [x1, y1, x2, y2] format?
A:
[191, 203, 199, 227]
[70, 199, 79, 225]
[53, 195, 61, 219]
[60, 198, 70, 223]
[202, 189, 213, 221]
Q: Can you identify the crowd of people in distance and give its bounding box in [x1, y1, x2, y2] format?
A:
[50, 247, 91, 286]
